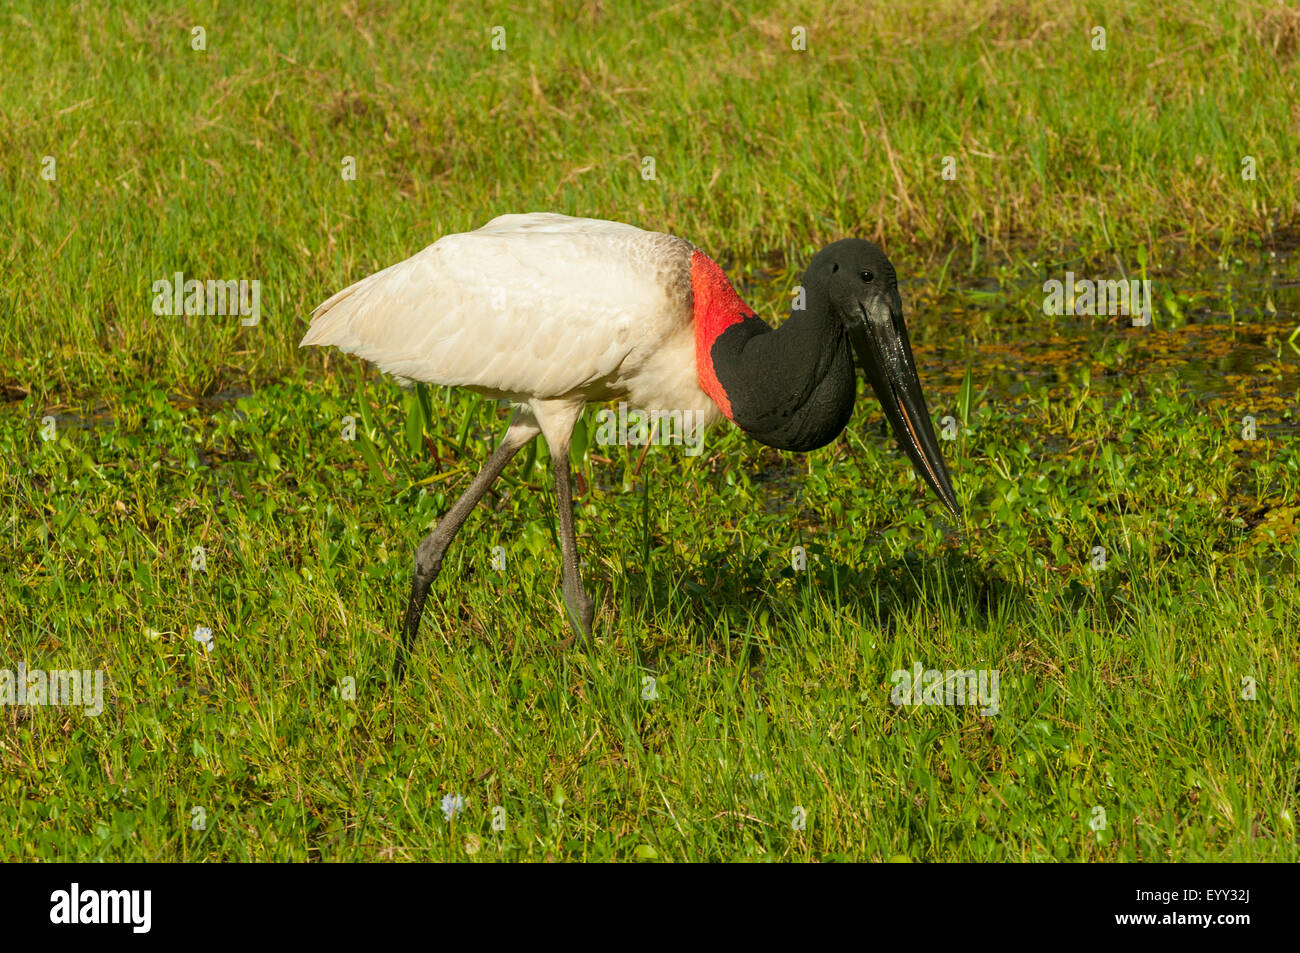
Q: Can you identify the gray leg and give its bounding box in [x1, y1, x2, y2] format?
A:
[395, 418, 535, 678]
[552, 439, 594, 641]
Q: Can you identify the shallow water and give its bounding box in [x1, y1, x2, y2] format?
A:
[900, 247, 1300, 436]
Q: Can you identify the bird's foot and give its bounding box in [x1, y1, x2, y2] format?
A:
[393, 597, 426, 680]
[560, 586, 595, 648]
[393, 548, 444, 680]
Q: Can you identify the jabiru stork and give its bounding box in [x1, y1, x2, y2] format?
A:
[301, 213, 960, 676]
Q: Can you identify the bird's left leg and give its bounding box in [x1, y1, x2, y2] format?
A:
[551, 437, 595, 642]
[395, 410, 539, 678]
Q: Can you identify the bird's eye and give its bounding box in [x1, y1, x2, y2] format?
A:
[860, 270, 874, 283]
[830, 262, 839, 274]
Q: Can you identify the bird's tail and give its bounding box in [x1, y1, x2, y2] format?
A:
[300, 269, 386, 348]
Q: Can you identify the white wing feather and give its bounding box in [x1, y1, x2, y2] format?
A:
[301, 214, 694, 403]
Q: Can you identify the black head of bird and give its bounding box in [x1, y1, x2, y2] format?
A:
[813, 238, 961, 516]
[701, 238, 961, 517]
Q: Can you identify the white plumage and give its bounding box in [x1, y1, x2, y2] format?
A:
[301, 213, 722, 444]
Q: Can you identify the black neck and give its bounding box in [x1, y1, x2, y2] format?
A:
[709, 284, 855, 452]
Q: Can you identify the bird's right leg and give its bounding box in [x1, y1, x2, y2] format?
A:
[550, 434, 595, 643]
[395, 411, 539, 678]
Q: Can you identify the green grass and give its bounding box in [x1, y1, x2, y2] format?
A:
[1, 0, 1299, 861]
[3, 366, 1297, 860]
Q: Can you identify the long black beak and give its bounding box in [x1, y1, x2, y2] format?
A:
[848, 293, 961, 516]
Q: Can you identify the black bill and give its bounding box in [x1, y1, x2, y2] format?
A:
[849, 294, 961, 516]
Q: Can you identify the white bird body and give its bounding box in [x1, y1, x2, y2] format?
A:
[302, 213, 723, 445]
